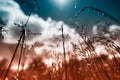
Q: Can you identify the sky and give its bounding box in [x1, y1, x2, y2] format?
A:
[0, 0, 77, 62]
[14, 0, 120, 24]
[0, 0, 120, 28]
[0, 0, 120, 69]
[0, 0, 120, 48]
[0, 0, 120, 54]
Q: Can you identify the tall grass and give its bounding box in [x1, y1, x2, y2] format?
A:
[0, 1, 120, 79]
[1, 24, 120, 80]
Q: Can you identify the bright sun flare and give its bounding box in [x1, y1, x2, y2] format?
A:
[53, 0, 69, 8]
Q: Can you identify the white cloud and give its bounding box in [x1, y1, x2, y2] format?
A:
[92, 25, 98, 35]
[92, 22, 120, 35]
[0, 0, 78, 55]
[0, 0, 25, 23]
[109, 25, 120, 32]
[3, 0, 120, 67]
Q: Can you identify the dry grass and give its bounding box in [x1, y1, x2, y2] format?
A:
[0, 1, 120, 79]
[1, 30, 120, 80]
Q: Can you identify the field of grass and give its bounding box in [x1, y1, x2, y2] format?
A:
[0, 30, 120, 80]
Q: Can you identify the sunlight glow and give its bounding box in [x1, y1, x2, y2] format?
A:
[53, 0, 69, 9]
[11, 64, 28, 71]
